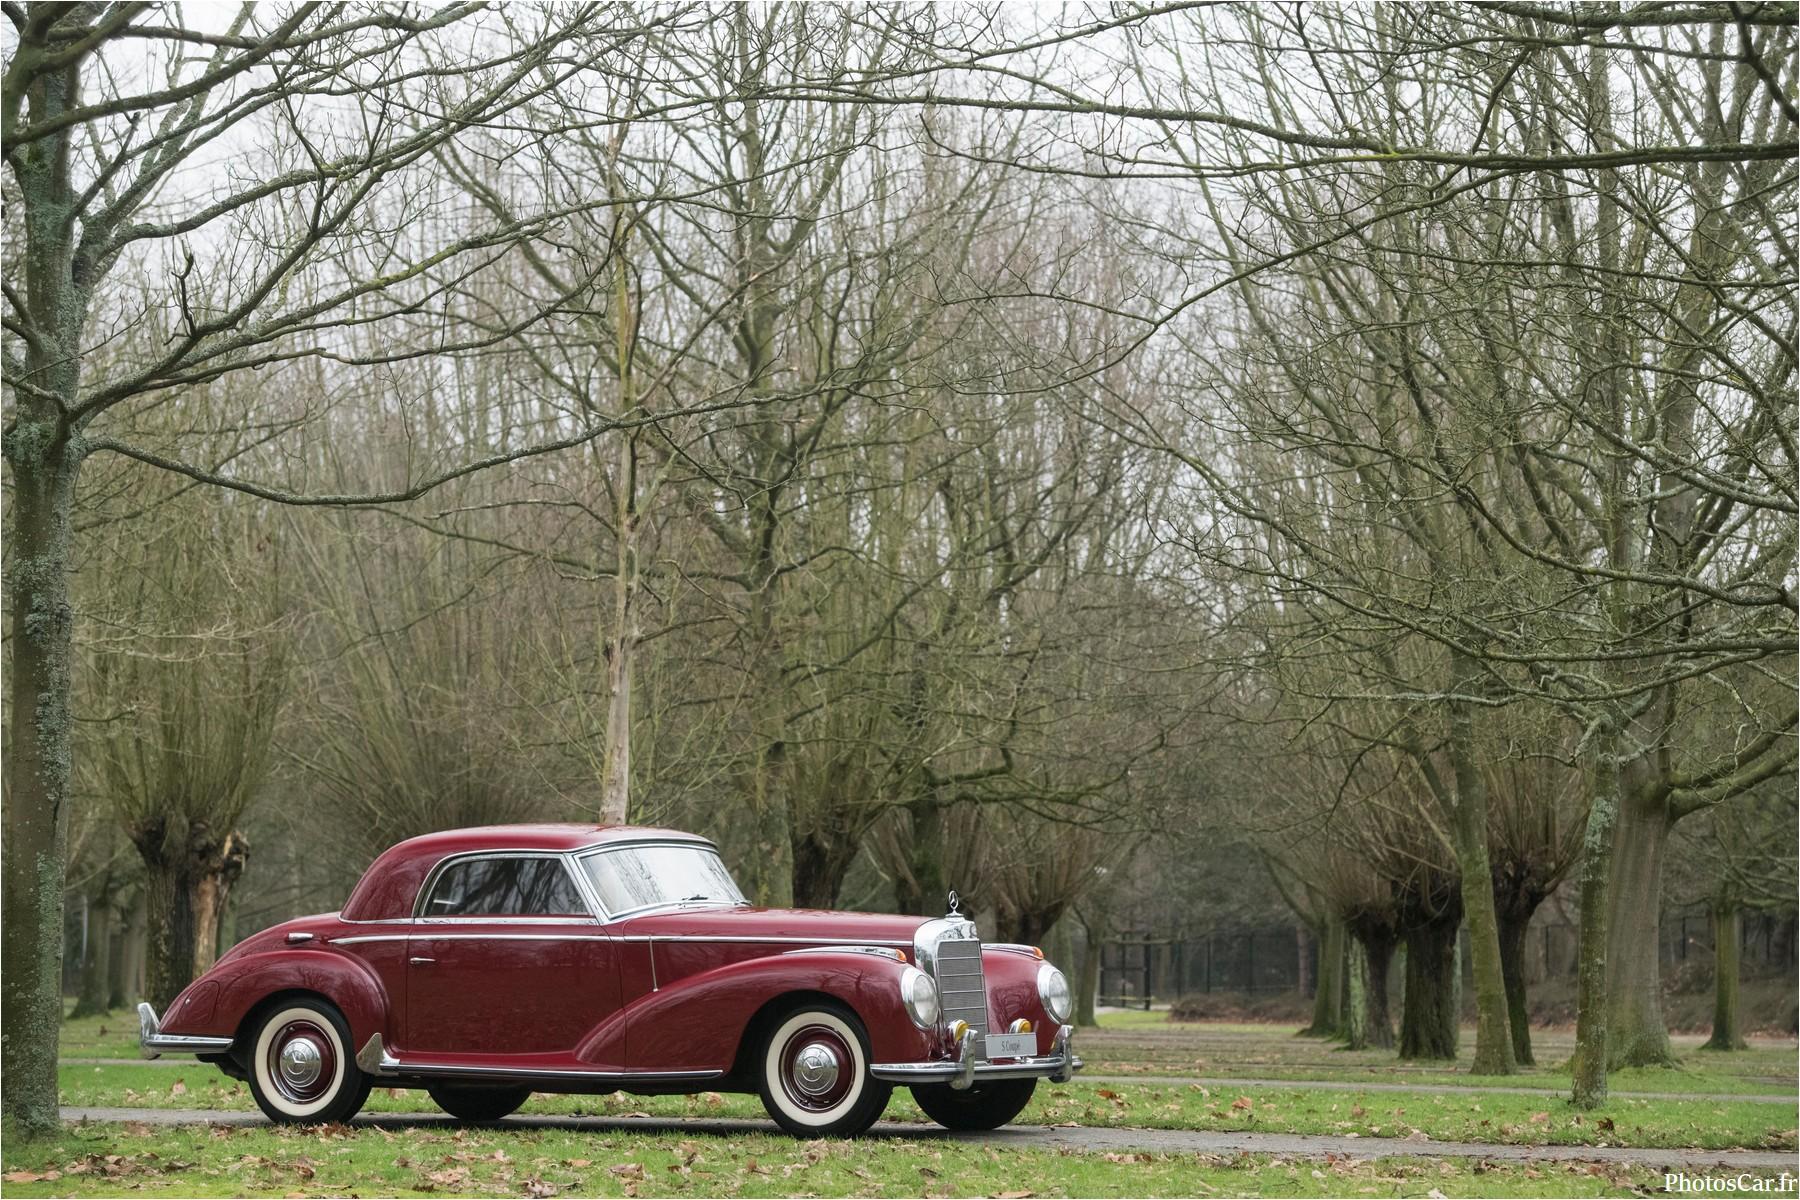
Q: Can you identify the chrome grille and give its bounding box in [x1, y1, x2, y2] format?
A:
[933, 936, 989, 1050]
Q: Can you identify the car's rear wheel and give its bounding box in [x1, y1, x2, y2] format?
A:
[428, 1084, 533, 1123]
[911, 1078, 1037, 1130]
[756, 1003, 891, 1137]
[247, 999, 371, 1124]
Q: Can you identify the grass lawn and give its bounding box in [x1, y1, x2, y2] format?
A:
[6, 1121, 1789, 1199]
[57, 1063, 1797, 1152]
[1079, 1014, 1799, 1097]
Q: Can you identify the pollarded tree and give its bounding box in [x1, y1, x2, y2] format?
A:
[1, 3, 693, 1130]
[79, 482, 288, 1012]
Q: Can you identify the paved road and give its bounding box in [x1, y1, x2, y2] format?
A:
[60, 1107, 1800, 1172]
[74, 1058, 1799, 1106]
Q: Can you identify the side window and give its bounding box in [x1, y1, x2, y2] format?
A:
[422, 857, 588, 917]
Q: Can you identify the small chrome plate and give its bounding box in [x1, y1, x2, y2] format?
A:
[984, 1032, 1034, 1059]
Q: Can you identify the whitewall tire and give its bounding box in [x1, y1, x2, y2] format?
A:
[756, 1003, 891, 1137]
[247, 999, 371, 1124]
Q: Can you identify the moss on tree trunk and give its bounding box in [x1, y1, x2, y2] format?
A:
[1, 433, 80, 1134]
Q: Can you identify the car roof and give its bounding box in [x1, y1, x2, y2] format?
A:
[339, 824, 713, 921]
[388, 823, 711, 856]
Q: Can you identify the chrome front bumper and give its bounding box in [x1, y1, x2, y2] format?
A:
[870, 1023, 1081, 1089]
[137, 1002, 234, 1060]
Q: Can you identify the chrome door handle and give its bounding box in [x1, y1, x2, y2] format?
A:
[409, 956, 436, 966]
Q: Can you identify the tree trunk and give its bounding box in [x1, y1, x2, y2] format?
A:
[1301, 919, 1345, 1037]
[790, 829, 856, 909]
[1445, 675, 1514, 1075]
[137, 827, 249, 1012]
[1, 437, 81, 1133]
[1497, 907, 1536, 1066]
[993, 899, 1068, 947]
[1571, 745, 1621, 1108]
[1703, 903, 1747, 1052]
[1399, 912, 1459, 1060]
[1342, 940, 1368, 1050]
[69, 893, 114, 1019]
[596, 546, 636, 825]
[112, 899, 145, 1014]
[1602, 785, 1675, 1069]
[1076, 918, 1102, 1028]
[191, 832, 248, 975]
[894, 798, 945, 916]
[1351, 926, 1397, 1050]
[105, 898, 134, 1011]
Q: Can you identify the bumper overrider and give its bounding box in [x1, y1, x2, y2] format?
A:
[870, 1023, 1081, 1090]
[137, 1002, 233, 1060]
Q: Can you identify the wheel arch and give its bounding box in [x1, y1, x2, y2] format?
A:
[728, 988, 850, 1082]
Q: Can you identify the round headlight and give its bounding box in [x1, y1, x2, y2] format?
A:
[1037, 963, 1072, 1025]
[900, 965, 940, 1029]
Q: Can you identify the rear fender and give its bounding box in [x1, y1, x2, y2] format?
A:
[159, 948, 390, 1053]
[580, 951, 935, 1074]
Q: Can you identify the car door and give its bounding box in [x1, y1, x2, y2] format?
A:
[403, 852, 619, 1058]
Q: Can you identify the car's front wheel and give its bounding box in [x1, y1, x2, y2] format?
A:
[756, 1003, 891, 1136]
[911, 1078, 1037, 1130]
[428, 1084, 532, 1123]
[247, 999, 371, 1124]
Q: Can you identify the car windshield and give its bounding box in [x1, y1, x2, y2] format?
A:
[580, 843, 747, 917]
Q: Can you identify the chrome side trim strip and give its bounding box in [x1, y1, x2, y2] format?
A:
[332, 933, 613, 945]
[610, 935, 912, 946]
[138, 1002, 234, 1060]
[353, 1034, 720, 1084]
[781, 945, 907, 961]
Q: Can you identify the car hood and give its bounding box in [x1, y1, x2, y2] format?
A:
[618, 906, 928, 946]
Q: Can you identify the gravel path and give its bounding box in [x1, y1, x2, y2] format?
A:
[70, 1058, 1798, 1106]
[60, 1106, 1800, 1172]
[1076, 1073, 1799, 1106]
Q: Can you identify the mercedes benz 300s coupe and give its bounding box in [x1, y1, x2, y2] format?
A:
[139, 825, 1080, 1135]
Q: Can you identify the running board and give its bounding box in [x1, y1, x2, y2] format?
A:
[354, 1034, 721, 1085]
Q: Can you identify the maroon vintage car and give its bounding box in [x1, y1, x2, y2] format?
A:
[139, 824, 1079, 1135]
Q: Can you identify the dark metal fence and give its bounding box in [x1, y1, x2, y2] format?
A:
[1101, 928, 1306, 1007]
[1101, 907, 1796, 1007]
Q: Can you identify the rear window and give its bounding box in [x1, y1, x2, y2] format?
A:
[420, 856, 588, 917]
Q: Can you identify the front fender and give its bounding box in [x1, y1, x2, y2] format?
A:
[982, 948, 1061, 1055]
[581, 951, 934, 1074]
[158, 948, 390, 1054]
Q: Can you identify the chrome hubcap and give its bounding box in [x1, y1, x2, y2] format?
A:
[791, 1041, 840, 1097]
[279, 1036, 324, 1089]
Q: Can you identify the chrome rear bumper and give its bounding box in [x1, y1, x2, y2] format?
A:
[137, 1002, 234, 1060]
[870, 1023, 1081, 1089]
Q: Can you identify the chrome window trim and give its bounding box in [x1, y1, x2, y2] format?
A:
[573, 839, 747, 922]
[412, 850, 598, 921]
